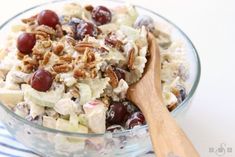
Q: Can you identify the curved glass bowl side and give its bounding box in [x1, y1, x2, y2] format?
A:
[0, 105, 152, 157]
[0, 0, 201, 156]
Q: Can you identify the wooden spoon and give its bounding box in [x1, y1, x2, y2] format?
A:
[127, 33, 199, 157]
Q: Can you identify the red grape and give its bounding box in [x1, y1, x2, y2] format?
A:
[17, 33, 36, 54]
[76, 20, 98, 40]
[113, 67, 125, 81]
[37, 10, 60, 29]
[106, 102, 128, 125]
[126, 112, 145, 129]
[92, 6, 112, 26]
[30, 69, 53, 92]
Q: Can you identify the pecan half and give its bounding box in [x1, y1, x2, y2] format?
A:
[74, 42, 98, 54]
[42, 51, 52, 65]
[105, 66, 119, 88]
[53, 64, 72, 73]
[127, 48, 135, 70]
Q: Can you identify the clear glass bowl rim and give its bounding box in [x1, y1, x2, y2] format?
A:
[0, 0, 201, 137]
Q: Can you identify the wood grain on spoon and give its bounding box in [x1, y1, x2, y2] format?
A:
[127, 33, 199, 157]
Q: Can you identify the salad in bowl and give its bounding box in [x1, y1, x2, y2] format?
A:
[0, 0, 200, 156]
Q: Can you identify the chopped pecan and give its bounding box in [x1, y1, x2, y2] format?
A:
[101, 95, 110, 108]
[59, 54, 73, 63]
[32, 49, 44, 60]
[21, 14, 37, 24]
[21, 55, 39, 73]
[23, 56, 38, 66]
[73, 68, 86, 79]
[105, 32, 124, 51]
[55, 24, 64, 38]
[21, 64, 34, 73]
[74, 42, 98, 54]
[53, 64, 72, 73]
[171, 87, 180, 98]
[79, 48, 96, 67]
[105, 66, 119, 88]
[54, 73, 61, 82]
[85, 62, 96, 69]
[35, 25, 56, 36]
[52, 43, 64, 55]
[127, 48, 135, 70]
[91, 68, 97, 78]
[42, 40, 51, 48]
[42, 51, 52, 65]
[84, 5, 94, 12]
[86, 50, 95, 63]
[167, 103, 177, 112]
[17, 51, 25, 60]
[35, 31, 50, 40]
[171, 85, 186, 102]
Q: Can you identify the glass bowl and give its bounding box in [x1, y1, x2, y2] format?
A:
[0, 0, 201, 156]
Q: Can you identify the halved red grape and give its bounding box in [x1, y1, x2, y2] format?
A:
[37, 10, 60, 29]
[76, 20, 98, 40]
[113, 67, 126, 81]
[126, 112, 145, 129]
[106, 102, 128, 125]
[92, 6, 112, 26]
[30, 69, 53, 92]
[17, 33, 36, 54]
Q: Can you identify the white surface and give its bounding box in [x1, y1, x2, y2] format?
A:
[0, 0, 235, 157]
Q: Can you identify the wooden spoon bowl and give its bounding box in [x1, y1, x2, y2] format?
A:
[127, 33, 199, 157]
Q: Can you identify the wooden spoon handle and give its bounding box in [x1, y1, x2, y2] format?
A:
[138, 90, 199, 157]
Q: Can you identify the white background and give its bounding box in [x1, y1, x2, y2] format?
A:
[0, 0, 235, 157]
